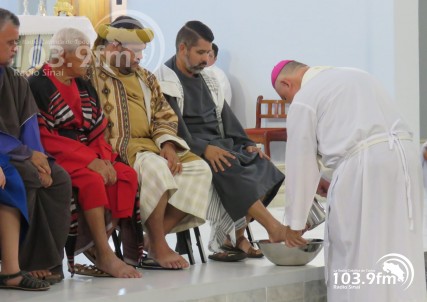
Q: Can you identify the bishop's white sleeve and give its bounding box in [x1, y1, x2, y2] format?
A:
[284, 102, 321, 230]
[421, 142, 427, 189]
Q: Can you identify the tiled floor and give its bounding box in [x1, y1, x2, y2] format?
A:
[1, 204, 327, 302]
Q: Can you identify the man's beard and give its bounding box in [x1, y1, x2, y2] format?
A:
[184, 55, 206, 74]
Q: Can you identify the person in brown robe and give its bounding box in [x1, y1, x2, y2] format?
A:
[0, 9, 71, 282]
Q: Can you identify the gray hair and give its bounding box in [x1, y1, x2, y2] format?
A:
[49, 27, 90, 58]
[279, 61, 308, 77]
[0, 8, 19, 31]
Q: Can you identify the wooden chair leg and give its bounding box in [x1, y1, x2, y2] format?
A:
[264, 141, 271, 158]
[193, 227, 207, 263]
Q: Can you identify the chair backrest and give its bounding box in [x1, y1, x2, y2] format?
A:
[255, 95, 290, 128]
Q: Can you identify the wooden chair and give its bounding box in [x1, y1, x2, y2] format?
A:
[244, 95, 290, 157]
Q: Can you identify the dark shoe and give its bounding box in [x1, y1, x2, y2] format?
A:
[139, 258, 182, 270]
[208, 251, 247, 262]
[0, 271, 50, 291]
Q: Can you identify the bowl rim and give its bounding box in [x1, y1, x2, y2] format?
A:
[254, 238, 324, 245]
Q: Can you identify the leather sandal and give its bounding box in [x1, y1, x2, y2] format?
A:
[222, 236, 264, 258]
[0, 271, 50, 291]
[73, 264, 111, 277]
[208, 251, 247, 262]
[83, 246, 97, 264]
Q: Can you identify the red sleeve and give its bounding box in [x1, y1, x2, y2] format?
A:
[87, 133, 118, 162]
[39, 117, 98, 174]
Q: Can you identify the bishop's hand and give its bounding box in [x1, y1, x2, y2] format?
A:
[284, 227, 308, 247]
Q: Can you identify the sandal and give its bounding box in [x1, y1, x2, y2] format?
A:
[222, 236, 264, 259]
[83, 246, 97, 264]
[139, 258, 182, 270]
[73, 264, 111, 277]
[29, 269, 64, 285]
[208, 251, 247, 262]
[0, 271, 50, 291]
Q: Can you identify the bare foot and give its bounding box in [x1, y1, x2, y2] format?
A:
[149, 243, 189, 269]
[268, 224, 289, 243]
[28, 270, 52, 279]
[96, 251, 142, 278]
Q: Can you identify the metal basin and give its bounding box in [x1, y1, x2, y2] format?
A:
[306, 197, 326, 231]
[254, 239, 323, 266]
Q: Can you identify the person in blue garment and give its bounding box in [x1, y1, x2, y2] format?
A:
[0, 154, 50, 291]
[0, 8, 71, 282]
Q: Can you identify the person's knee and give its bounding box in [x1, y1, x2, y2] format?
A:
[115, 163, 138, 184]
[200, 160, 212, 173]
[139, 155, 169, 174]
[86, 173, 106, 189]
[200, 160, 213, 180]
[51, 164, 72, 189]
[11, 159, 39, 180]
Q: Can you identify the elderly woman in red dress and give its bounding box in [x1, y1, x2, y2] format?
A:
[28, 28, 141, 278]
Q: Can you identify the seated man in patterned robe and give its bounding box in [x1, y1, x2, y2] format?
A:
[90, 16, 212, 269]
[28, 28, 141, 278]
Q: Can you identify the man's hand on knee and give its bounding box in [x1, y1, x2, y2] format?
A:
[160, 141, 182, 175]
[203, 145, 236, 173]
[39, 172, 53, 188]
[31, 151, 51, 175]
[88, 158, 110, 184]
[246, 145, 270, 160]
[103, 160, 117, 185]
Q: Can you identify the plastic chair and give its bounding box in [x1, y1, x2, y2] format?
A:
[244, 95, 290, 157]
[176, 227, 207, 265]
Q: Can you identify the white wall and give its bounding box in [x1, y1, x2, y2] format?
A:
[419, 0, 427, 140]
[0, 0, 18, 13]
[0, 0, 57, 16]
[394, 0, 419, 146]
[1, 1, 419, 160]
[127, 0, 398, 162]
